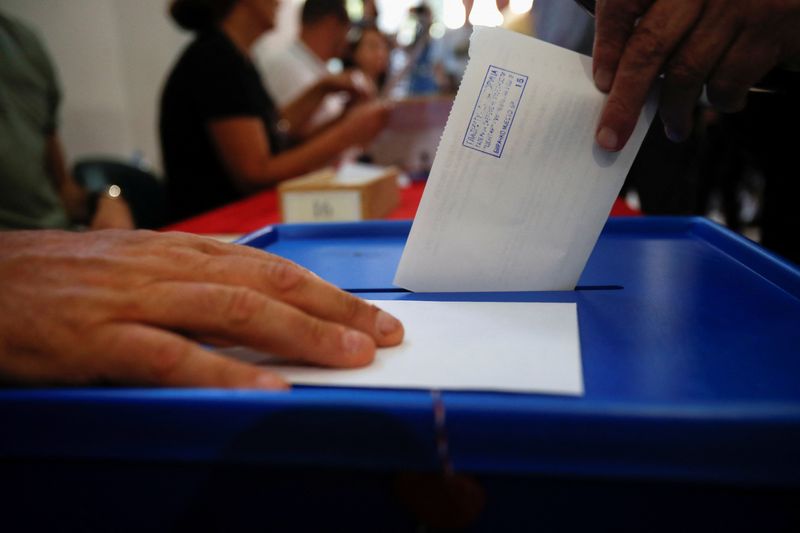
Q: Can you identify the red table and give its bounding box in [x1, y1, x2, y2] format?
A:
[164, 181, 639, 234]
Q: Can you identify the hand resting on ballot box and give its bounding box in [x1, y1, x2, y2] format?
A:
[0, 230, 403, 389]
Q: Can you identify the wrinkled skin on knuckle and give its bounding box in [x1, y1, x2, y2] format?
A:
[265, 258, 306, 293]
[185, 235, 229, 256]
[305, 316, 332, 352]
[157, 244, 208, 267]
[220, 287, 264, 328]
[627, 23, 671, 64]
[339, 293, 368, 325]
[666, 58, 707, 92]
[125, 233, 206, 264]
[142, 335, 193, 385]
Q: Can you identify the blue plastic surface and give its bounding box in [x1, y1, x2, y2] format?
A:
[1, 217, 799, 488]
[237, 221, 411, 291]
[236, 217, 800, 485]
[0, 387, 438, 469]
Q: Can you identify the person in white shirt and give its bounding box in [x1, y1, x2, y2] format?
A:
[257, 0, 357, 132]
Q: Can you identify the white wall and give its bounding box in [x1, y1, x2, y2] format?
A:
[109, 0, 191, 171]
[3, 0, 136, 164]
[2, 0, 300, 174]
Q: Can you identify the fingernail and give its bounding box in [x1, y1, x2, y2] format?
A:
[254, 372, 289, 390]
[594, 68, 613, 92]
[376, 310, 402, 336]
[596, 127, 619, 151]
[664, 125, 685, 143]
[343, 330, 371, 356]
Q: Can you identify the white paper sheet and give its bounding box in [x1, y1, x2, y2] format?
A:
[220, 300, 583, 396]
[394, 27, 657, 292]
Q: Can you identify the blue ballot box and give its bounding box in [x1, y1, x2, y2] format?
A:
[1, 217, 799, 531]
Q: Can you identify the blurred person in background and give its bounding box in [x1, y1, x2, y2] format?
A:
[406, 4, 442, 96]
[343, 23, 392, 93]
[0, 11, 134, 231]
[362, 0, 379, 23]
[531, 0, 593, 56]
[257, 0, 371, 133]
[436, 0, 473, 94]
[160, 0, 390, 223]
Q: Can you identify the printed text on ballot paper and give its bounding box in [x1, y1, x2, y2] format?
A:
[463, 65, 529, 159]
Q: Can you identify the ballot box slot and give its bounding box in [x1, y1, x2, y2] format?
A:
[349, 288, 411, 294]
[348, 286, 623, 294]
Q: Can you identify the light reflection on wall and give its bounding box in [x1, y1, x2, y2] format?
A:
[469, 0, 504, 27]
[375, 0, 436, 34]
[366, 1, 534, 34]
[443, 0, 467, 29]
[509, 0, 534, 15]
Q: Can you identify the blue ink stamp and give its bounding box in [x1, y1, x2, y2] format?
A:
[463, 65, 528, 158]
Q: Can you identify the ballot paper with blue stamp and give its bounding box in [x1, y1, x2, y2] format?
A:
[394, 27, 656, 292]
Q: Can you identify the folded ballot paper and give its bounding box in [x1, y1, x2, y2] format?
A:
[222, 300, 584, 395]
[394, 27, 657, 292]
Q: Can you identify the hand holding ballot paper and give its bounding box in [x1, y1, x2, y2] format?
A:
[590, 0, 800, 150]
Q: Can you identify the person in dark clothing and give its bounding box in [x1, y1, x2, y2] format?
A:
[160, 0, 390, 222]
[343, 23, 391, 93]
[160, 27, 283, 222]
[0, 11, 134, 231]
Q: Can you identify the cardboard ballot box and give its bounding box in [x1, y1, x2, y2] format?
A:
[1, 217, 799, 531]
[278, 163, 399, 223]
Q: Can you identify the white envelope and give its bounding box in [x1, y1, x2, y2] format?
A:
[394, 27, 657, 292]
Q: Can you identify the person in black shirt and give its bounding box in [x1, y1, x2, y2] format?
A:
[160, 0, 390, 222]
[160, 27, 279, 222]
